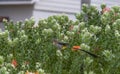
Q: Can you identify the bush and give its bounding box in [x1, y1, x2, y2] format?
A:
[0, 4, 120, 74]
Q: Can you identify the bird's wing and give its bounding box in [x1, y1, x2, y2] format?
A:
[58, 42, 69, 46]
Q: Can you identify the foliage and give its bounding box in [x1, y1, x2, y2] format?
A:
[0, 4, 119, 74]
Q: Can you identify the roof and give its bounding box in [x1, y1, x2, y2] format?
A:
[0, 0, 35, 5]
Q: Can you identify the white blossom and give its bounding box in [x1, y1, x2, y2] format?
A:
[80, 43, 90, 51]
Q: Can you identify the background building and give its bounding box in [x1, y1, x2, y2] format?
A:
[0, 0, 35, 30]
[91, 0, 120, 9]
[0, 0, 118, 31]
[33, 0, 81, 22]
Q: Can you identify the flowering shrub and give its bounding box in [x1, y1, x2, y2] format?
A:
[0, 4, 119, 74]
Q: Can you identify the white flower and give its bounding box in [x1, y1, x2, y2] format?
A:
[64, 35, 69, 41]
[53, 23, 61, 30]
[80, 43, 90, 51]
[0, 67, 7, 73]
[105, 25, 111, 33]
[72, 25, 79, 32]
[13, 38, 19, 44]
[101, 16, 108, 24]
[7, 54, 13, 59]
[112, 22, 117, 29]
[102, 50, 115, 61]
[18, 30, 25, 36]
[115, 30, 120, 38]
[90, 25, 101, 34]
[20, 35, 28, 43]
[81, 29, 93, 43]
[66, 31, 75, 36]
[2, 18, 8, 22]
[22, 35, 28, 39]
[81, 28, 88, 33]
[84, 32, 93, 38]
[112, 19, 120, 30]
[5, 71, 9, 74]
[56, 50, 63, 57]
[38, 68, 45, 74]
[25, 19, 29, 22]
[48, 28, 53, 33]
[79, 22, 85, 30]
[36, 62, 41, 68]
[51, 19, 56, 24]
[18, 71, 24, 74]
[42, 28, 53, 36]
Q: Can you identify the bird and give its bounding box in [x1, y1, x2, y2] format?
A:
[52, 39, 69, 50]
[72, 46, 99, 58]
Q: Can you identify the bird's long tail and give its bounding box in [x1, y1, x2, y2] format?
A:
[80, 49, 98, 58]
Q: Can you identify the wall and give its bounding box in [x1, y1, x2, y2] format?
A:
[33, 0, 81, 22]
[0, 5, 34, 31]
[0, 5, 34, 22]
